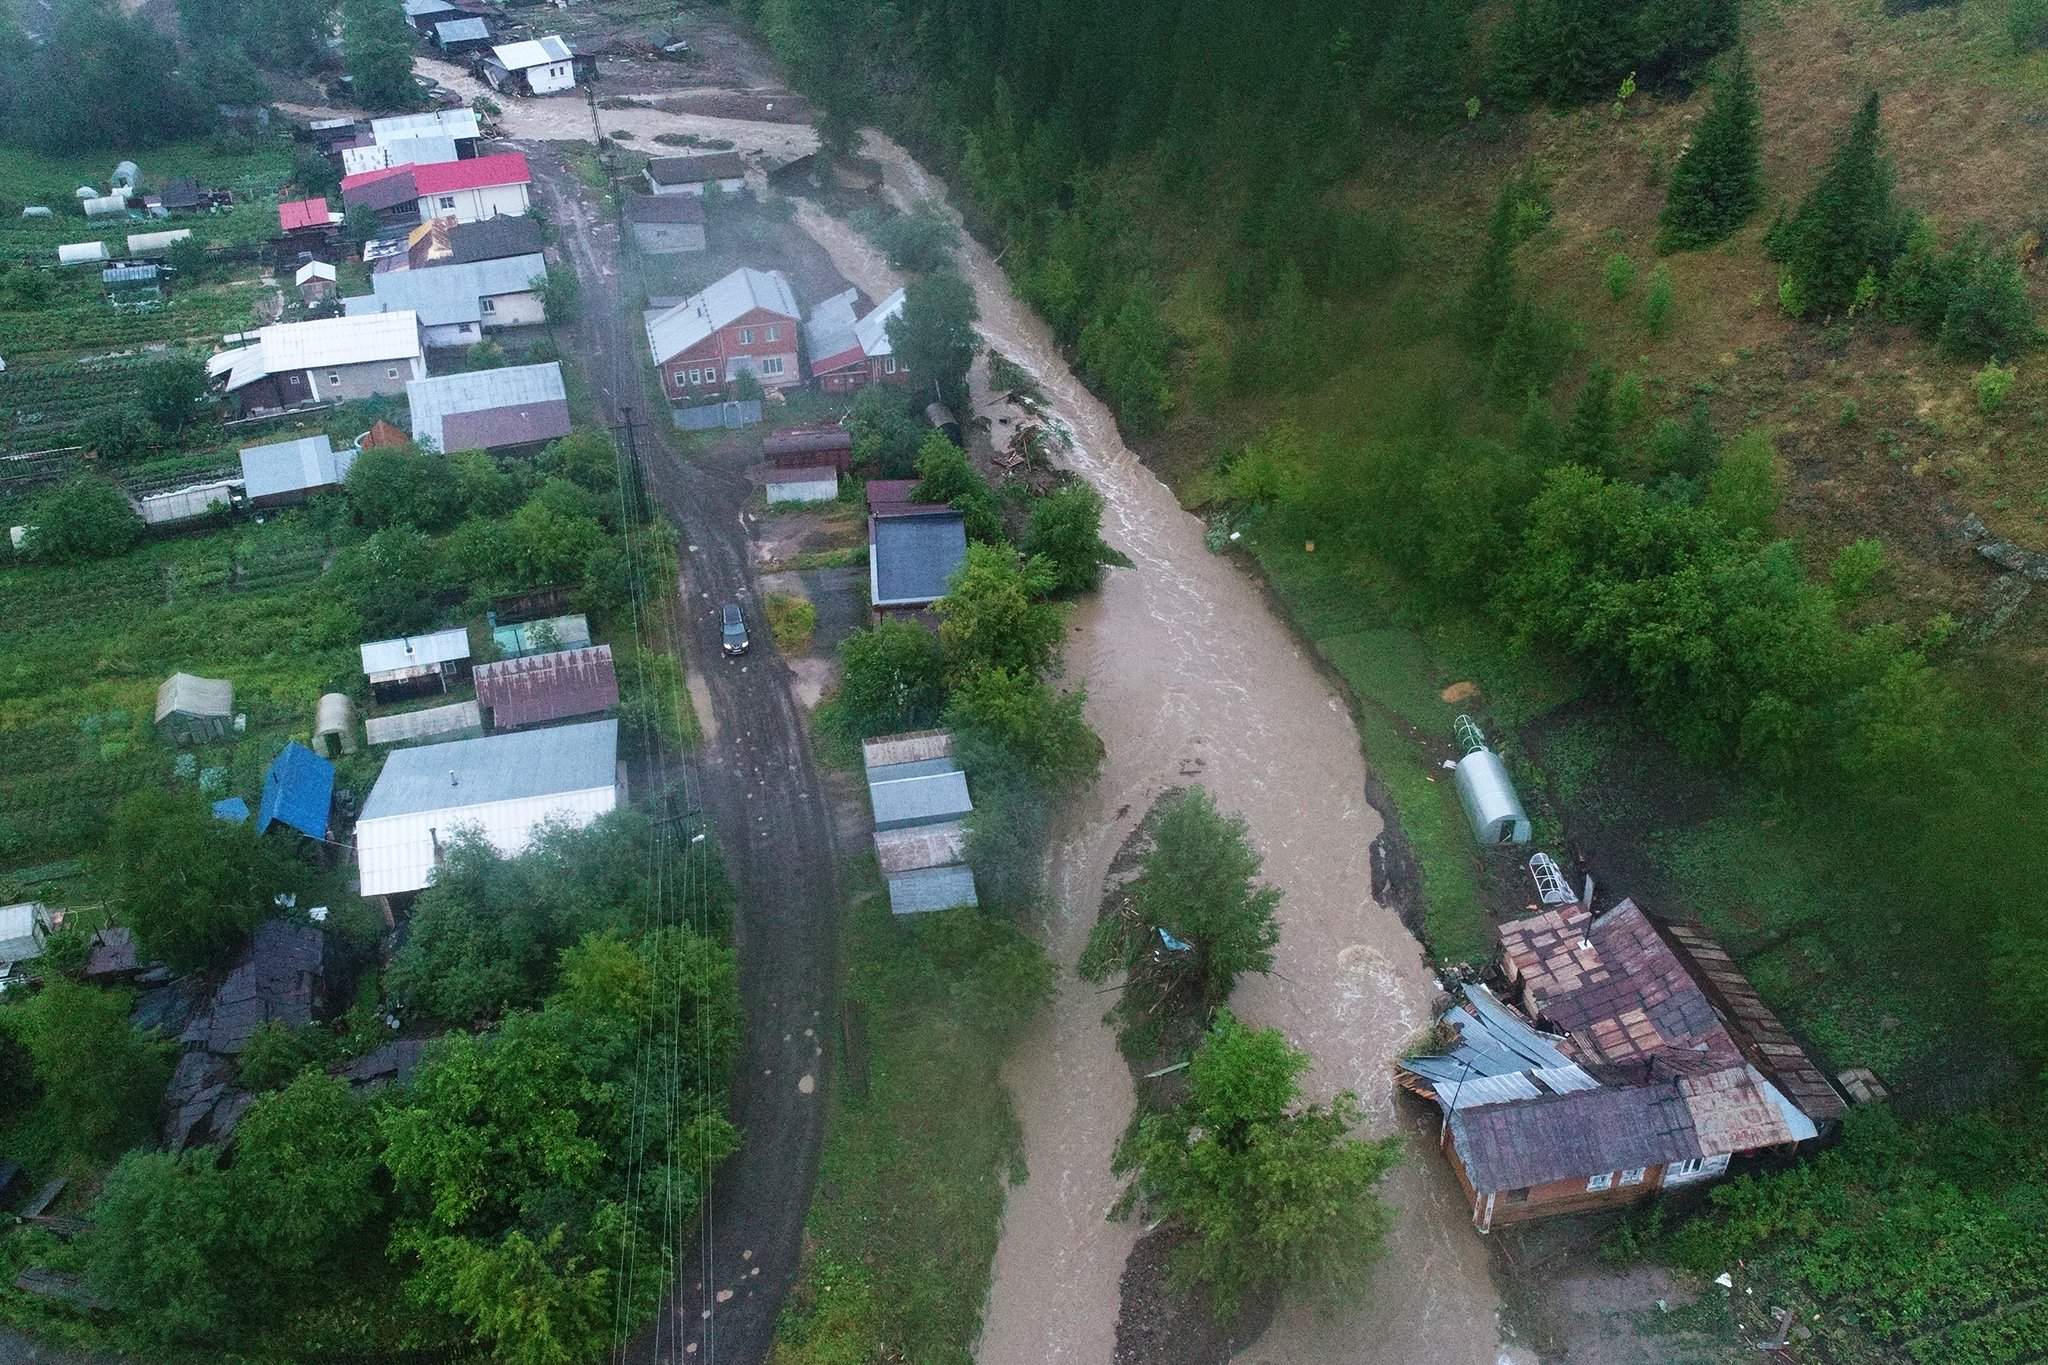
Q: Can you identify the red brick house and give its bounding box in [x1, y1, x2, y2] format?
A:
[803, 286, 909, 394]
[1397, 898, 1844, 1232]
[645, 267, 802, 404]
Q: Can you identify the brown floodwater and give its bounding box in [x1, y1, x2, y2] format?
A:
[800, 135, 1508, 1365]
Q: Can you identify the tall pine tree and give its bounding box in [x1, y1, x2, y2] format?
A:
[1766, 93, 1904, 317]
[1657, 45, 1762, 252]
[1459, 186, 1519, 355]
[1563, 364, 1621, 473]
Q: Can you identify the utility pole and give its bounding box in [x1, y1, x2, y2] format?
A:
[612, 404, 649, 522]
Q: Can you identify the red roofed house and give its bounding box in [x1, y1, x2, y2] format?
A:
[1396, 898, 1845, 1232]
[409, 153, 532, 225]
[278, 198, 338, 235]
[645, 266, 802, 403]
[340, 166, 422, 230]
[474, 645, 619, 732]
[802, 286, 909, 394]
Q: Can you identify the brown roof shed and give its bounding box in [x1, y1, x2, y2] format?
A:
[474, 644, 620, 731]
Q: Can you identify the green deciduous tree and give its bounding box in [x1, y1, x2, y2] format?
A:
[1767, 93, 1905, 318]
[1080, 788, 1281, 1013]
[25, 475, 142, 562]
[1112, 1011, 1401, 1320]
[1021, 481, 1131, 594]
[1078, 281, 1174, 435]
[911, 433, 1005, 542]
[836, 618, 950, 737]
[104, 789, 293, 972]
[945, 666, 1102, 791]
[934, 543, 1063, 682]
[10, 0, 204, 152]
[341, 0, 419, 110]
[1, 980, 171, 1160]
[868, 200, 960, 272]
[1705, 428, 1781, 537]
[1658, 46, 1762, 252]
[84, 1150, 240, 1342]
[887, 270, 980, 413]
[139, 352, 210, 432]
[846, 384, 929, 477]
[345, 447, 465, 527]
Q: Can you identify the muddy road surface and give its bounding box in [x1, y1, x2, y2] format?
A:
[795, 136, 1510, 1365]
[526, 149, 840, 1365]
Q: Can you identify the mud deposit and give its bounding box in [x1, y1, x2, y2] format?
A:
[1115, 1226, 1277, 1365]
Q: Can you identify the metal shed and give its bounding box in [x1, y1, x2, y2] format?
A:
[1452, 715, 1531, 845]
[885, 865, 979, 916]
[313, 693, 360, 757]
[155, 673, 235, 744]
[0, 903, 52, 969]
[869, 770, 973, 832]
[765, 465, 839, 505]
[360, 627, 471, 699]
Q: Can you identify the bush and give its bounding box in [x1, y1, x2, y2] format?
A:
[1975, 359, 2016, 414]
[2012, 0, 2048, 51]
[25, 475, 142, 562]
[835, 620, 949, 738]
[1602, 251, 1636, 301]
[864, 201, 960, 273]
[1886, 222, 2038, 360]
[1641, 264, 1674, 336]
[764, 592, 817, 652]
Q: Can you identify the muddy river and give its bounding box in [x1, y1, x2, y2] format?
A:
[796, 136, 1509, 1364]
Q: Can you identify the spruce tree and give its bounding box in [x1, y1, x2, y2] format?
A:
[1459, 187, 1519, 355]
[1564, 364, 1620, 473]
[1766, 93, 1903, 317]
[1657, 45, 1762, 252]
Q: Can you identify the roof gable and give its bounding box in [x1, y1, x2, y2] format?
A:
[257, 741, 335, 839]
[412, 152, 532, 196]
[407, 362, 568, 452]
[645, 267, 798, 363]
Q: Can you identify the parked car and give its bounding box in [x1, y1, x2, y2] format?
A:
[720, 602, 750, 657]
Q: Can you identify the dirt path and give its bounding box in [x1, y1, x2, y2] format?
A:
[793, 134, 1511, 1365]
[523, 147, 841, 1365]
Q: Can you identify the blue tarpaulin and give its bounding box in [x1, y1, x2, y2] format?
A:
[212, 797, 250, 824]
[256, 741, 335, 840]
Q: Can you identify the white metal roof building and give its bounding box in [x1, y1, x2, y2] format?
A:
[343, 253, 547, 328]
[239, 433, 357, 502]
[354, 719, 620, 896]
[371, 108, 482, 146]
[361, 626, 471, 681]
[489, 35, 574, 70]
[645, 267, 798, 365]
[406, 362, 568, 453]
[853, 287, 906, 360]
[0, 902, 52, 966]
[210, 312, 427, 395]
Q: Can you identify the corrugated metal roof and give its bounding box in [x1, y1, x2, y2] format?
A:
[870, 770, 972, 830]
[412, 152, 531, 195]
[646, 267, 797, 364]
[256, 741, 334, 840]
[854, 287, 905, 359]
[278, 198, 333, 233]
[255, 312, 424, 373]
[442, 400, 572, 454]
[365, 699, 481, 746]
[873, 821, 969, 875]
[867, 757, 958, 783]
[646, 152, 745, 185]
[474, 645, 618, 730]
[360, 626, 471, 677]
[371, 108, 481, 145]
[861, 730, 953, 769]
[871, 512, 968, 606]
[490, 35, 573, 69]
[803, 287, 861, 371]
[624, 192, 705, 224]
[433, 17, 490, 42]
[448, 215, 544, 263]
[345, 252, 546, 326]
[239, 433, 355, 500]
[354, 720, 619, 896]
[886, 865, 978, 915]
[407, 363, 566, 452]
[380, 134, 460, 169]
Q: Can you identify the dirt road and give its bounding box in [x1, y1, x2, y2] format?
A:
[523, 149, 840, 1365]
[794, 137, 1512, 1365]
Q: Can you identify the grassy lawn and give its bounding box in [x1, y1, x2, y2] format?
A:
[772, 885, 1038, 1365]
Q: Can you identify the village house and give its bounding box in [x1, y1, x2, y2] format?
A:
[431, 16, 493, 58]
[804, 286, 908, 394]
[343, 153, 531, 230]
[1397, 898, 1845, 1232]
[407, 362, 570, 455]
[360, 626, 472, 702]
[398, 213, 545, 272]
[339, 167, 424, 231]
[623, 192, 707, 255]
[343, 250, 548, 347]
[866, 479, 968, 622]
[277, 197, 340, 240]
[340, 109, 482, 177]
[353, 719, 622, 900]
[646, 266, 802, 403]
[481, 37, 581, 95]
[401, 0, 461, 37]
[473, 645, 619, 732]
[644, 152, 747, 197]
[207, 311, 427, 414]
[238, 432, 357, 509]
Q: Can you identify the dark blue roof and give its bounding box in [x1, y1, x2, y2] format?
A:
[257, 741, 335, 840]
[212, 797, 250, 824]
[871, 512, 968, 606]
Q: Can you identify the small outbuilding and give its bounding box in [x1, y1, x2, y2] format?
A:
[125, 229, 191, 257]
[623, 192, 707, 255]
[56, 241, 110, 267]
[154, 673, 235, 744]
[0, 902, 52, 978]
[1451, 716, 1530, 846]
[101, 263, 164, 307]
[764, 465, 839, 505]
[313, 693, 361, 757]
[474, 644, 619, 732]
[256, 741, 336, 841]
[360, 627, 471, 701]
[295, 260, 337, 303]
[239, 432, 356, 508]
[762, 424, 854, 470]
[491, 613, 591, 659]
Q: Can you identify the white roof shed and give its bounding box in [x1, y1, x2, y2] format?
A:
[360, 626, 471, 681]
[0, 902, 52, 965]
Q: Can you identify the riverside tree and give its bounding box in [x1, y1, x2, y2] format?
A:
[835, 618, 950, 737]
[887, 270, 981, 412]
[1658, 45, 1762, 252]
[1021, 481, 1131, 594]
[1111, 1011, 1401, 1320]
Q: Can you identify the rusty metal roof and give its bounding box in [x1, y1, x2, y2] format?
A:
[473, 645, 619, 730]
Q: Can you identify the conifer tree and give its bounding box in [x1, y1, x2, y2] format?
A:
[1658, 45, 1762, 252]
[1766, 93, 1903, 317]
[1564, 365, 1621, 473]
[1459, 187, 1519, 355]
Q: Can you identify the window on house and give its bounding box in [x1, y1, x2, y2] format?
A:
[687, 368, 701, 384]
[1620, 1167, 1647, 1186]
[883, 355, 898, 374]
[387, 366, 399, 379]
[1667, 1158, 1706, 1180]
[738, 328, 754, 345]
[481, 297, 496, 313]
[1585, 1172, 1614, 1192]
[440, 196, 456, 209]
[761, 356, 785, 376]
[765, 324, 779, 342]
[328, 372, 340, 385]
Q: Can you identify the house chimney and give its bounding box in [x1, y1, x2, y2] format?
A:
[449, 768, 458, 787]
[404, 637, 415, 657]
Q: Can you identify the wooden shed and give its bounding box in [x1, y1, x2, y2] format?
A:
[155, 673, 234, 743]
